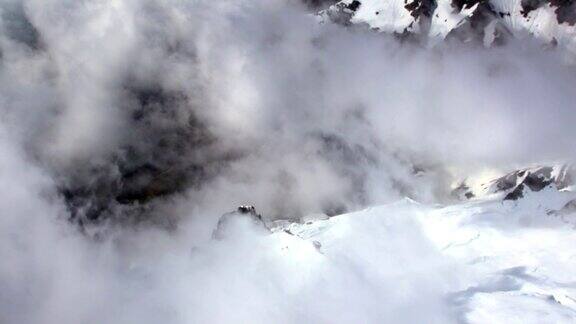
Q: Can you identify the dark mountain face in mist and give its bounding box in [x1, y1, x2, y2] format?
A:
[301, 0, 339, 9]
[60, 82, 231, 224]
[1, 1, 42, 49]
[3, 1, 576, 323]
[0, 0, 444, 226]
[1, 0, 576, 229]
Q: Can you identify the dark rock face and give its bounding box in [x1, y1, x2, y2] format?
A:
[521, 0, 547, 17]
[451, 182, 475, 200]
[454, 165, 574, 202]
[321, 0, 575, 47]
[551, 0, 576, 25]
[520, 0, 576, 25]
[322, 0, 506, 44]
[114, 84, 217, 203]
[321, 0, 362, 26]
[60, 82, 235, 224]
[237, 205, 258, 215]
[347, 0, 362, 11]
[446, 2, 502, 44]
[503, 183, 527, 201]
[494, 165, 573, 201]
[494, 171, 523, 192]
[522, 168, 554, 191]
[212, 206, 270, 240]
[405, 0, 436, 19]
[301, 0, 339, 9]
[451, 0, 484, 11]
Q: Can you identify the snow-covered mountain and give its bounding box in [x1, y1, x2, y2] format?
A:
[453, 164, 575, 200]
[1, 0, 576, 323]
[209, 186, 576, 323]
[195, 165, 576, 323]
[320, 0, 576, 51]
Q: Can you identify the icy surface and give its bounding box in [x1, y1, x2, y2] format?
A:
[265, 190, 576, 323]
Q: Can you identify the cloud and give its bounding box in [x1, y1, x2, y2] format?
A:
[2, 0, 576, 220]
[0, 0, 575, 322]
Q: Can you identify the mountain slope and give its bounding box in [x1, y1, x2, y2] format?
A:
[320, 0, 576, 51]
[259, 190, 576, 323]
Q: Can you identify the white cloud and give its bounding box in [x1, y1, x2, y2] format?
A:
[0, 0, 576, 322]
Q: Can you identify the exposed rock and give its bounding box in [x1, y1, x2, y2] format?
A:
[451, 182, 475, 200]
[453, 164, 574, 202]
[521, 0, 576, 26]
[320, 0, 487, 37]
[520, 0, 547, 17]
[212, 206, 270, 240]
[492, 165, 573, 201]
[319, 0, 576, 50]
[60, 82, 239, 224]
[504, 183, 528, 200]
[551, 0, 576, 26]
[237, 205, 258, 215]
[347, 0, 362, 11]
[319, 0, 363, 26]
[301, 0, 339, 9]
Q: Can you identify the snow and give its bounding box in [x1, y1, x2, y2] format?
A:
[257, 189, 576, 323]
[1, 0, 576, 322]
[429, 0, 479, 41]
[489, 0, 576, 52]
[346, 0, 418, 34]
[323, 0, 576, 53]
[331, 0, 479, 40]
[5, 130, 576, 322]
[26, 187, 573, 323]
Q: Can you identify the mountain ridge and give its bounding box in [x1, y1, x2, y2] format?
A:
[319, 0, 576, 51]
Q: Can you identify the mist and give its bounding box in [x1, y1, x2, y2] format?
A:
[1, 0, 576, 322]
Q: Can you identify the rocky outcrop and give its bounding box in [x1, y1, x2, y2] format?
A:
[319, 0, 576, 51]
[451, 182, 475, 200]
[495, 165, 573, 200]
[212, 206, 270, 240]
[59, 83, 240, 224]
[453, 164, 574, 201]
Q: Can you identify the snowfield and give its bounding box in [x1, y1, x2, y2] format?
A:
[249, 189, 576, 323]
[4, 162, 576, 323]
